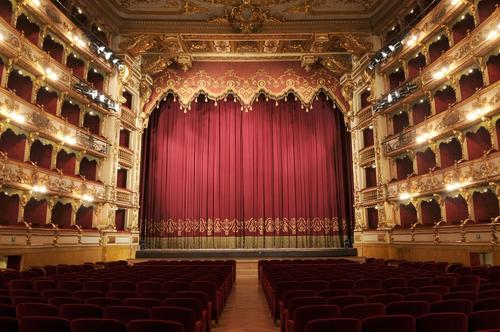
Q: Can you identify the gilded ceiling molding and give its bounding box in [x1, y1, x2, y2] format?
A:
[143, 61, 348, 116]
[207, 0, 284, 33]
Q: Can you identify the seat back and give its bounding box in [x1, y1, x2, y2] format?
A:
[0, 316, 18, 332]
[341, 303, 385, 320]
[103, 305, 149, 323]
[474, 297, 500, 311]
[124, 298, 162, 309]
[19, 316, 70, 332]
[404, 292, 442, 303]
[60, 303, 103, 320]
[327, 295, 366, 308]
[293, 304, 340, 332]
[430, 299, 472, 314]
[86, 297, 123, 308]
[362, 314, 416, 332]
[469, 310, 500, 331]
[367, 293, 403, 304]
[416, 312, 467, 332]
[386, 301, 430, 317]
[16, 303, 58, 318]
[48, 297, 84, 307]
[41, 289, 72, 300]
[71, 318, 125, 332]
[149, 306, 197, 332]
[288, 297, 327, 319]
[83, 281, 109, 292]
[162, 297, 203, 320]
[126, 319, 185, 332]
[304, 318, 360, 332]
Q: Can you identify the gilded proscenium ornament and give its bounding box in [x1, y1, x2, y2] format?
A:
[208, 0, 284, 33]
[141, 54, 174, 76]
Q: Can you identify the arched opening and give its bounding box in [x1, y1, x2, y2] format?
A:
[119, 128, 130, 148]
[76, 206, 93, 229]
[473, 189, 499, 223]
[466, 127, 492, 160]
[61, 100, 81, 126]
[123, 90, 133, 109]
[117, 168, 128, 189]
[51, 202, 72, 228]
[362, 127, 374, 148]
[412, 99, 431, 125]
[35, 87, 58, 115]
[0, 192, 19, 225]
[66, 53, 85, 79]
[445, 195, 468, 224]
[29, 140, 53, 169]
[400, 203, 417, 228]
[459, 69, 484, 100]
[42, 35, 64, 63]
[360, 89, 371, 109]
[452, 13, 475, 44]
[55, 149, 76, 175]
[366, 207, 378, 230]
[83, 112, 101, 135]
[434, 86, 456, 114]
[388, 68, 405, 90]
[439, 138, 463, 168]
[0, 129, 26, 161]
[428, 34, 450, 63]
[396, 155, 414, 180]
[416, 148, 437, 174]
[87, 68, 104, 91]
[408, 53, 426, 79]
[421, 199, 441, 226]
[24, 198, 47, 227]
[7, 70, 33, 103]
[364, 166, 377, 188]
[392, 111, 409, 134]
[115, 209, 126, 231]
[487, 54, 500, 84]
[0, 0, 12, 23]
[79, 157, 97, 181]
[477, 0, 499, 23]
[15, 14, 40, 45]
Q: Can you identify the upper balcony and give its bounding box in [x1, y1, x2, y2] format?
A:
[381, 79, 499, 156]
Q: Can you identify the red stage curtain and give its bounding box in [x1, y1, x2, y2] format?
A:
[140, 94, 354, 249]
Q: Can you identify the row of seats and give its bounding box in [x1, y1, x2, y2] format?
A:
[291, 307, 500, 332]
[0, 316, 186, 332]
[0, 260, 235, 332]
[260, 259, 500, 332]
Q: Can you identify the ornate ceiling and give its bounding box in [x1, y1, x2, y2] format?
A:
[77, 0, 404, 79]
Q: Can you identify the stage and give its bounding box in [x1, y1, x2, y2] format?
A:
[135, 247, 357, 259]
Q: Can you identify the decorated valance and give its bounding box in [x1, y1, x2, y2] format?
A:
[144, 61, 348, 115]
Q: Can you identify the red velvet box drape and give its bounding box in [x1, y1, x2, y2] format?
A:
[140, 94, 354, 249]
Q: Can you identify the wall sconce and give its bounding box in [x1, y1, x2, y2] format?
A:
[432, 66, 449, 80]
[32, 185, 47, 193]
[82, 194, 94, 202]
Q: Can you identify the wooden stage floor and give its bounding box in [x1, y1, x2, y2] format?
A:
[134, 247, 357, 259]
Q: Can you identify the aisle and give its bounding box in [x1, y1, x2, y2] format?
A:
[216, 260, 279, 332]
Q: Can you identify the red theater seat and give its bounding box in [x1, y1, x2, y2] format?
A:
[127, 319, 185, 332]
[416, 312, 467, 332]
[140, 291, 172, 300]
[103, 305, 149, 323]
[367, 293, 404, 304]
[341, 303, 385, 320]
[328, 295, 366, 308]
[305, 318, 361, 332]
[0, 304, 16, 317]
[19, 316, 70, 332]
[386, 301, 430, 317]
[124, 297, 162, 309]
[430, 299, 472, 314]
[149, 306, 201, 332]
[290, 304, 340, 332]
[362, 314, 416, 332]
[106, 291, 139, 300]
[0, 316, 18, 332]
[469, 310, 500, 331]
[474, 297, 500, 311]
[48, 297, 84, 307]
[71, 318, 126, 332]
[41, 289, 72, 300]
[83, 281, 109, 293]
[404, 292, 442, 303]
[86, 297, 123, 307]
[60, 303, 103, 320]
[16, 303, 58, 318]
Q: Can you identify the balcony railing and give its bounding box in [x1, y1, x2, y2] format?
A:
[359, 146, 376, 166]
[118, 147, 134, 168]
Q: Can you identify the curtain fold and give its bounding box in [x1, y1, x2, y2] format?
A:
[140, 94, 353, 249]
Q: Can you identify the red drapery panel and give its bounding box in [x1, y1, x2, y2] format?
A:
[140, 94, 354, 249]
